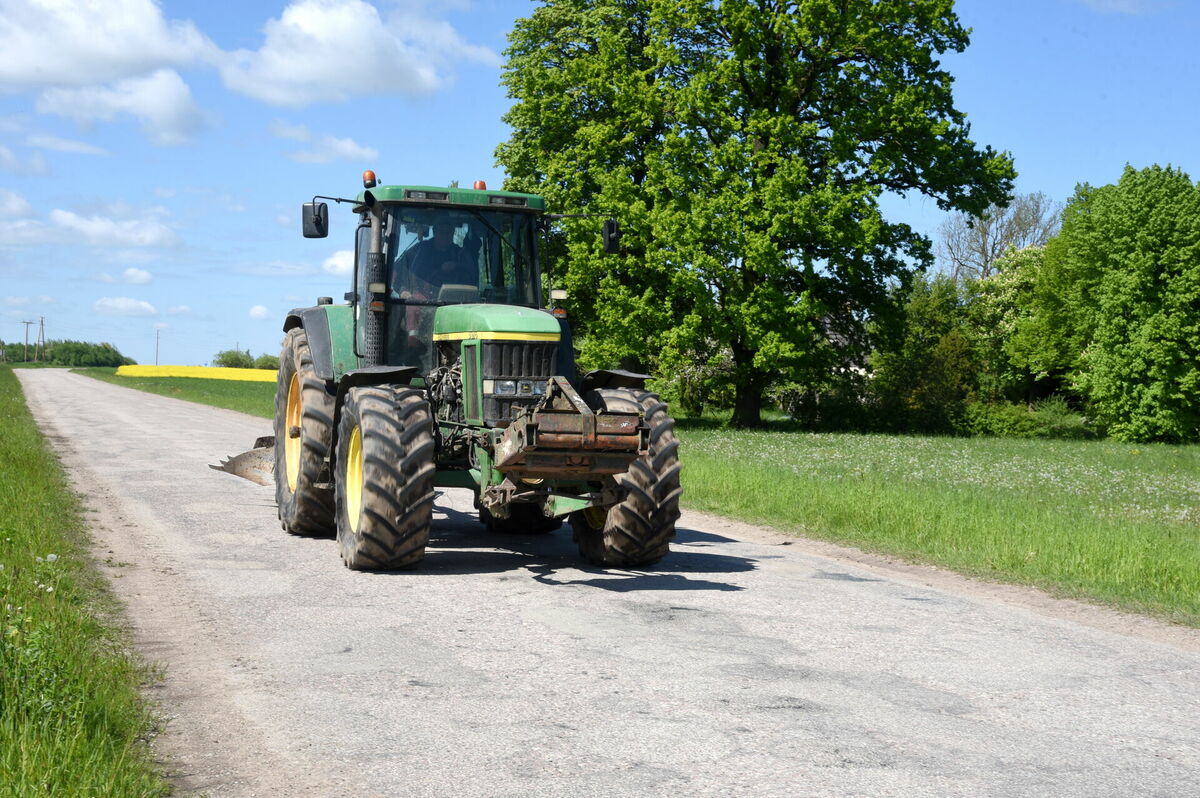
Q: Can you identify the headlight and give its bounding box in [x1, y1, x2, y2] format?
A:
[495, 380, 517, 395]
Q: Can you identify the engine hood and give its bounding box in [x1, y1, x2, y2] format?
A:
[432, 304, 560, 341]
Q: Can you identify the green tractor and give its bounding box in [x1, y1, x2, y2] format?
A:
[271, 173, 681, 570]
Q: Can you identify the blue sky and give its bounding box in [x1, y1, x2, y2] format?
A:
[0, 0, 1195, 366]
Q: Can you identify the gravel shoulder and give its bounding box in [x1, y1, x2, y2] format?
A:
[17, 368, 1200, 798]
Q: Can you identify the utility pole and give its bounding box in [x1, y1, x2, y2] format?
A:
[155, 328, 160, 366]
[20, 320, 33, 362]
[36, 316, 45, 362]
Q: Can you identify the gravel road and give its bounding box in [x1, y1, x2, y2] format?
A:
[16, 368, 1200, 797]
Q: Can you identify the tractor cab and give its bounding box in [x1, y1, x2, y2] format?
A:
[319, 180, 549, 375]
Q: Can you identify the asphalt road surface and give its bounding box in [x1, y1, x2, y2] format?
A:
[17, 368, 1200, 798]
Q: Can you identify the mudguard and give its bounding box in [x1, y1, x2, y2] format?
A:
[284, 307, 334, 380]
[283, 305, 356, 381]
[580, 368, 651, 393]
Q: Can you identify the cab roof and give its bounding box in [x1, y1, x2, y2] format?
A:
[357, 184, 546, 212]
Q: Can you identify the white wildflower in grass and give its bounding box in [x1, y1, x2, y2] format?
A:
[46, 554, 57, 562]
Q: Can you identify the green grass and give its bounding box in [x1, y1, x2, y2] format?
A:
[76, 366, 276, 418]
[73, 368, 1200, 625]
[682, 424, 1200, 625]
[0, 367, 168, 797]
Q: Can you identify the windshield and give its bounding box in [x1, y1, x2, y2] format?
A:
[384, 206, 540, 307]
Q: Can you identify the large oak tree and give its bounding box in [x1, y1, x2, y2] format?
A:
[498, 0, 1014, 426]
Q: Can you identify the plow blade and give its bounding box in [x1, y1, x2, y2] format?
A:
[209, 435, 275, 486]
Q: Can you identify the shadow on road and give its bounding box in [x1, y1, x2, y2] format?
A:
[366, 503, 761, 591]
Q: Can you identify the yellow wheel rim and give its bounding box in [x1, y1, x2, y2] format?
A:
[583, 505, 607, 530]
[345, 425, 364, 534]
[285, 372, 301, 492]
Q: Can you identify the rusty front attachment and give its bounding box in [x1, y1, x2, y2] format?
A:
[493, 377, 646, 478]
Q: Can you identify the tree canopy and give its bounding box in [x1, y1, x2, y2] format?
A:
[1022, 166, 1200, 442]
[498, 0, 1015, 426]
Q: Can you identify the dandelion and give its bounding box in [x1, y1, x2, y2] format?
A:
[46, 554, 58, 562]
[35, 556, 43, 563]
[46, 586, 53, 593]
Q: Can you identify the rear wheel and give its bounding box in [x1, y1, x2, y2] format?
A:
[570, 389, 682, 567]
[274, 327, 335, 536]
[335, 385, 435, 570]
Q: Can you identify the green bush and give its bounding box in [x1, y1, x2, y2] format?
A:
[253, 354, 279, 371]
[962, 396, 1097, 440]
[0, 340, 134, 367]
[212, 349, 254, 369]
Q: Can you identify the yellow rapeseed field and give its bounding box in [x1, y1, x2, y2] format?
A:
[116, 365, 277, 383]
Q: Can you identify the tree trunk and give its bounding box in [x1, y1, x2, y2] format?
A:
[731, 384, 763, 428]
[730, 338, 765, 428]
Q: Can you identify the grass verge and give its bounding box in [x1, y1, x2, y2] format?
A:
[72, 368, 1200, 625]
[76, 366, 275, 419]
[683, 425, 1200, 625]
[0, 367, 168, 796]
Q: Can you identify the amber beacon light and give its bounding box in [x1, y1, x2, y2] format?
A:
[473, 180, 487, 190]
[363, 170, 377, 188]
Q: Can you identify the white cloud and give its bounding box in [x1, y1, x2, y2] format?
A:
[322, 249, 353, 276]
[0, 145, 50, 176]
[94, 272, 116, 283]
[288, 134, 377, 164]
[237, 261, 316, 277]
[272, 118, 376, 164]
[249, 304, 273, 320]
[0, 0, 217, 90]
[95, 296, 157, 316]
[276, 214, 292, 228]
[36, 69, 206, 146]
[25, 134, 109, 155]
[153, 186, 177, 198]
[2, 296, 29, 306]
[219, 0, 498, 107]
[0, 188, 33, 217]
[49, 209, 178, 248]
[122, 267, 152, 284]
[154, 321, 169, 330]
[0, 218, 49, 245]
[167, 304, 191, 315]
[269, 119, 310, 141]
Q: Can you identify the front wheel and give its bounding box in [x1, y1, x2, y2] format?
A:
[335, 385, 436, 570]
[570, 389, 682, 567]
[274, 327, 335, 536]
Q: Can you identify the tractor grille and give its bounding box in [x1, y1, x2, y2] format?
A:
[481, 340, 557, 426]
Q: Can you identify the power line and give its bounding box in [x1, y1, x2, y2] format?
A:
[20, 320, 34, 363]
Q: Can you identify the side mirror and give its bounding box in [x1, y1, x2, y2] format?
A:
[302, 202, 328, 238]
[602, 218, 621, 254]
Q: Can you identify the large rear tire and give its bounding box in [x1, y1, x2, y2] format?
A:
[570, 389, 682, 567]
[274, 327, 335, 536]
[335, 385, 436, 570]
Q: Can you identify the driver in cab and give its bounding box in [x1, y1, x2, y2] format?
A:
[401, 222, 477, 299]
